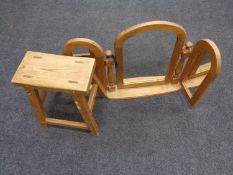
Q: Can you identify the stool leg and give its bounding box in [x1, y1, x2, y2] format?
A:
[39, 90, 48, 104]
[73, 93, 99, 136]
[25, 88, 48, 128]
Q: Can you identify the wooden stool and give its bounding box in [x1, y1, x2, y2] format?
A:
[11, 51, 100, 136]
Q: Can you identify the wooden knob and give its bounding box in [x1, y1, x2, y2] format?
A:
[105, 50, 113, 58]
[185, 41, 193, 49]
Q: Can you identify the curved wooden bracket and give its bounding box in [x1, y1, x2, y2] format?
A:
[63, 38, 108, 90]
[179, 39, 221, 106]
[114, 21, 187, 89]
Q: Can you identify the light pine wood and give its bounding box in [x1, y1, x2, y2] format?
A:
[11, 51, 96, 93]
[103, 62, 212, 99]
[11, 21, 223, 135]
[106, 74, 206, 99]
[12, 51, 100, 135]
[39, 90, 48, 104]
[45, 118, 88, 130]
[63, 38, 108, 91]
[73, 53, 91, 57]
[105, 50, 116, 91]
[92, 62, 211, 100]
[88, 84, 98, 112]
[181, 81, 192, 99]
[114, 21, 186, 88]
[123, 76, 165, 88]
[25, 88, 47, 128]
[180, 39, 221, 106]
[62, 21, 219, 103]
[173, 41, 193, 79]
[106, 59, 115, 91]
[190, 62, 211, 78]
[93, 74, 108, 97]
[73, 93, 100, 136]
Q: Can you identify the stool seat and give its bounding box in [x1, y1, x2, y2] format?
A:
[12, 51, 95, 93]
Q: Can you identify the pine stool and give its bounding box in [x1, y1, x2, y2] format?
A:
[11, 51, 100, 136]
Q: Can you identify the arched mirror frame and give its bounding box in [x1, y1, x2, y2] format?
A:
[180, 39, 221, 106]
[114, 21, 187, 89]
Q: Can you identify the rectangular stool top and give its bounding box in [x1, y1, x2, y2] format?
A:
[11, 51, 96, 93]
